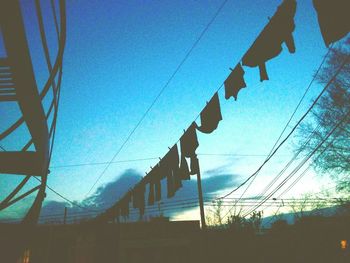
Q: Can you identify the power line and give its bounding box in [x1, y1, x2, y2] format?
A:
[49, 157, 159, 169]
[85, 0, 230, 196]
[242, 109, 350, 218]
[31, 176, 97, 212]
[234, 46, 333, 207]
[2, 195, 338, 224]
[86, 0, 314, 222]
[217, 54, 349, 201]
[48, 153, 284, 169]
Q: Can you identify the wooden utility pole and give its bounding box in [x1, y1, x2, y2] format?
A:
[196, 158, 206, 229]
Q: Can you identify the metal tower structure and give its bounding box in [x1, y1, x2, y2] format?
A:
[0, 0, 66, 225]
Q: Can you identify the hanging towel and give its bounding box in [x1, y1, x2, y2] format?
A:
[224, 63, 247, 100]
[179, 155, 190, 180]
[148, 163, 162, 202]
[313, 0, 350, 47]
[148, 182, 155, 205]
[120, 192, 131, 217]
[189, 155, 200, 175]
[180, 123, 199, 179]
[180, 122, 199, 158]
[173, 157, 183, 193]
[132, 183, 146, 216]
[160, 145, 180, 198]
[242, 0, 297, 81]
[197, 92, 222, 134]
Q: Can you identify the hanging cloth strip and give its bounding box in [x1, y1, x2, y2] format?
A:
[147, 163, 162, 202]
[180, 122, 199, 158]
[132, 183, 146, 216]
[242, 0, 297, 81]
[120, 191, 131, 217]
[224, 63, 247, 101]
[148, 180, 155, 205]
[180, 122, 200, 176]
[160, 145, 181, 198]
[313, 0, 350, 47]
[189, 154, 200, 175]
[197, 92, 222, 134]
[179, 155, 190, 180]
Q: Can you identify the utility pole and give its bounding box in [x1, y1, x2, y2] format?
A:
[196, 158, 206, 229]
[63, 207, 67, 225]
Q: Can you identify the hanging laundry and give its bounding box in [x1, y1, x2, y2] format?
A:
[197, 92, 222, 134]
[132, 183, 146, 216]
[160, 145, 180, 198]
[190, 155, 200, 175]
[224, 63, 247, 100]
[242, 0, 297, 81]
[143, 172, 155, 205]
[120, 192, 131, 217]
[179, 155, 190, 180]
[113, 207, 120, 222]
[173, 164, 183, 193]
[313, 0, 350, 47]
[148, 182, 155, 205]
[180, 122, 199, 158]
[180, 122, 199, 179]
[155, 177, 161, 201]
[148, 163, 162, 202]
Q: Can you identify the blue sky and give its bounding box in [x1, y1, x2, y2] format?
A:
[0, 0, 344, 222]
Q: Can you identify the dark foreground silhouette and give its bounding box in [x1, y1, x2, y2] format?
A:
[1, 215, 350, 263]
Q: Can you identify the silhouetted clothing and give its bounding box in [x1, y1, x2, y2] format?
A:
[173, 162, 183, 193]
[179, 155, 190, 180]
[180, 122, 199, 158]
[120, 192, 131, 217]
[148, 181, 155, 205]
[242, 0, 297, 81]
[224, 63, 247, 100]
[148, 164, 162, 202]
[155, 176, 161, 201]
[313, 0, 350, 47]
[190, 155, 199, 175]
[197, 92, 222, 134]
[180, 122, 199, 178]
[160, 145, 181, 198]
[132, 183, 145, 216]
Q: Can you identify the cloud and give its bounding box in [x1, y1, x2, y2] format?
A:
[36, 168, 240, 223]
[39, 169, 142, 223]
[83, 169, 142, 208]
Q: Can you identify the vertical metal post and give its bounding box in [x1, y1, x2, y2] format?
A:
[63, 207, 67, 225]
[196, 159, 206, 229]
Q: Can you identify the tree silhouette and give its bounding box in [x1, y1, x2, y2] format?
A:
[295, 37, 350, 192]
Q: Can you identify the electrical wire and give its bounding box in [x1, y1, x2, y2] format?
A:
[234, 46, 333, 208]
[85, 0, 230, 196]
[242, 109, 350, 218]
[217, 54, 350, 201]
[48, 153, 284, 169]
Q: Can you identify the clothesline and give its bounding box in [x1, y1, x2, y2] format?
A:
[95, 0, 349, 222]
[96, 0, 298, 221]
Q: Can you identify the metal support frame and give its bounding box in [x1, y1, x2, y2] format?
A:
[0, 0, 66, 225]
